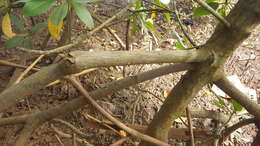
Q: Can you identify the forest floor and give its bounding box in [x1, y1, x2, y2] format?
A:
[0, 1, 259, 146]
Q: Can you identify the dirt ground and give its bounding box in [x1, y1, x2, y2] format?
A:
[0, 1, 259, 146]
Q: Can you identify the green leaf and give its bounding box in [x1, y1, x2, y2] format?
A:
[193, 2, 219, 17]
[164, 12, 171, 23]
[29, 22, 47, 33]
[176, 42, 185, 49]
[145, 19, 154, 30]
[213, 100, 225, 109]
[73, 0, 97, 3]
[131, 18, 138, 34]
[172, 31, 186, 49]
[135, 1, 142, 9]
[232, 99, 243, 112]
[4, 36, 24, 48]
[72, 1, 94, 29]
[10, 14, 25, 32]
[22, 0, 55, 16]
[51, 2, 68, 26]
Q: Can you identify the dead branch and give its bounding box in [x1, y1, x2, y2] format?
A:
[0, 60, 40, 71]
[82, 117, 211, 140]
[55, 134, 65, 146]
[52, 119, 91, 139]
[14, 55, 44, 84]
[110, 137, 129, 146]
[91, 14, 126, 49]
[50, 124, 93, 146]
[214, 75, 260, 121]
[82, 114, 122, 135]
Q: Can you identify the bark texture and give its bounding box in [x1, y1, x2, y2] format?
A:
[141, 0, 260, 145]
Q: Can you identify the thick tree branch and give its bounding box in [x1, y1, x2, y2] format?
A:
[0, 60, 74, 112]
[0, 50, 203, 112]
[68, 50, 210, 71]
[68, 77, 170, 146]
[0, 63, 191, 145]
[141, 0, 260, 145]
[214, 76, 260, 121]
[33, 63, 191, 122]
[187, 109, 230, 123]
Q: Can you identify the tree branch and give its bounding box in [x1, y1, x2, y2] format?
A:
[214, 76, 260, 121]
[219, 118, 255, 143]
[68, 77, 170, 146]
[186, 109, 230, 123]
[0, 49, 203, 112]
[68, 49, 210, 71]
[194, 0, 231, 27]
[0, 63, 190, 145]
[0, 60, 74, 112]
[141, 0, 260, 144]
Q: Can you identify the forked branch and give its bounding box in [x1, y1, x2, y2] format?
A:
[0, 63, 191, 145]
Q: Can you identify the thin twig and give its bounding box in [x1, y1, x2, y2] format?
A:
[52, 119, 91, 139]
[138, 88, 164, 103]
[129, 8, 172, 13]
[82, 113, 122, 136]
[142, 0, 174, 13]
[125, 18, 131, 50]
[173, 1, 197, 47]
[88, 5, 130, 36]
[55, 134, 65, 146]
[186, 107, 195, 146]
[51, 124, 93, 145]
[194, 0, 231, 27]
[16, 6, 130, 55]
[92, 14, 126, 49]
[109, 137, 129, 146]
[0, 60, 40, 71]
[178, 116, 189, 127]
[14, 55, 44, 84]
[68, 77, 170, 146]
[72, 133, 77, 146]
[46, 68, 97, 87]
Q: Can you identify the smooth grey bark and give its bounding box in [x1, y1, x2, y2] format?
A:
[0, 49, 207, 113]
